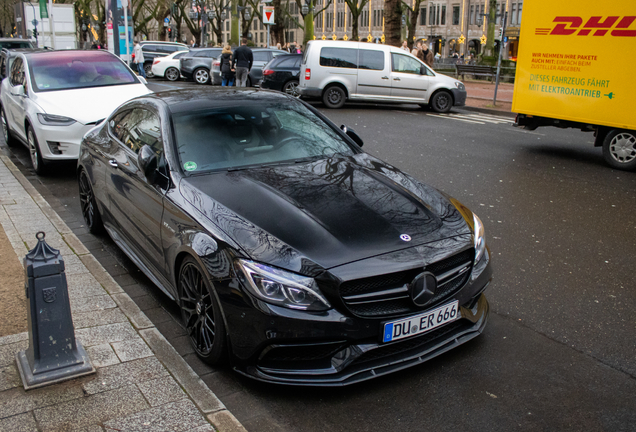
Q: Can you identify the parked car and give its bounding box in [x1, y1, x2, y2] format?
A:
[179, 48, 223, 84]
[0, 50, 151, 174]
[299, 40, 467, 112]
[0, 38, 34, 50]
[139, 41, 188, 78]
[77, 87, 491, 386]
[151, 50, 189, 81]
[260, 54, 302, 97]
[0, 48, 44, 91]
[210, 48, 288, 87]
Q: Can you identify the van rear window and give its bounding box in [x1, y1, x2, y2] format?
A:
[319, 48, 357, 69]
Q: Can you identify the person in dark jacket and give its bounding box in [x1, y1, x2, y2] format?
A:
[232, 38, 253, 87]
[220, 45, 235, 86]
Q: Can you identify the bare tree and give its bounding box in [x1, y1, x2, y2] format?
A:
[342, 0, 368, 42]
[402, 0, 425, 49]
[384, 0, 402, 47]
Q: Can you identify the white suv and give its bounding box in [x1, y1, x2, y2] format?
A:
[0, 50, 151, 174]
[298, 40, 466, 112]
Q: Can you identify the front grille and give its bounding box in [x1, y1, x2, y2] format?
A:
[339, 249, 474, 318]
[353, 320, 467, 365]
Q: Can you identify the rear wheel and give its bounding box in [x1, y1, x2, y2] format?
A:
[144, 63, 154, 78]
[27, 126, 46, 175]
[283, 80, 300, 97]
[165, 67, 179, 81]
[430, 91, 453, 113]
[322, 85, 346, 109]
[178, 256, 227, 365]
[602, 129, 636, 171]
[194, 68, 210, 84]
[78, 169, 105, 234]
[1, 108, 14, 147]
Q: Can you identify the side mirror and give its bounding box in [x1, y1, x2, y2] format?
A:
[11, 85, 25, 97]
[138, 76, 148, 85]
[138, 145, 158, 182]
[340, 125, 364, 147]
[420, 65, 427, 75]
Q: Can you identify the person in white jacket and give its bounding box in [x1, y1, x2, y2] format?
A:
[133, 39, 146, 78]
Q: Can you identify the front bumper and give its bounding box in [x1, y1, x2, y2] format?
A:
[33, 121, 96, 161]
[451, 88, 467, 106]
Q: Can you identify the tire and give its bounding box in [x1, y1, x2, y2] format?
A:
[193, 68, 210, 85]
[1, 107, 15, 147]
[144, 63, 154, 78]
[602, 129, 636, 171]
[283, 80, 300, 98]
[78, 169, 105, 234]
[430, 90, 453, 113]
[165, 67, 180, 82]
[322, 85, 346, 109]
[178, 256, 227, 365]
[27, 126, 46, 175]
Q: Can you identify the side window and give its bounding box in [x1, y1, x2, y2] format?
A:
[0, 56, 6, 79]
[142, 45, 157, 53]
[391, 53, 422, 74]
[174, 52, 188, 59]
[9, 57, 25, 87]
[276, 56, 298, 68]
[319, 48, 358, 69]
[359, 50, 384, 70]
[109, 110, 131, 142]
[253, 51, 270, 62]
[118, 109, 163, 155]
[193, 51, 208, 58]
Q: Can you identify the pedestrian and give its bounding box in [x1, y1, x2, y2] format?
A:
[232, 37, 253, 87]
[132, 39, 146, 78]
[289, 41, 296, 53]
[190, 38, 198, 48]
[400, 40, 410, 52]
[295, 43, 302, 54]
[421, 43, 434, 68]
[276, 42, 282, 50]
[220, 44, 235, 87]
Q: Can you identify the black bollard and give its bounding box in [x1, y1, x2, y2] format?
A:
[15, 232, 95, 390]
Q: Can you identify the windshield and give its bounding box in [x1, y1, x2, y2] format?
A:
[28, 52, 138, 92]
[173, 100, 356, 174]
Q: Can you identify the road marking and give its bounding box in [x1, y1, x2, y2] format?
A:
[427, 114, 485, 124]
[427, 112, 514, 125]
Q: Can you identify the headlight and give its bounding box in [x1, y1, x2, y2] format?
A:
[455, 81, 465, 90]
[37, 113, 77, 126]
[235, 259, 331, 311]
[473, 213, 486, 262]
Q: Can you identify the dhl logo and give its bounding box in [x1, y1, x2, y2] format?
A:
[535, 16, 636, 36]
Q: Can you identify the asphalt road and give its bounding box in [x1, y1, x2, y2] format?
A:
[3, 79, 635, 432]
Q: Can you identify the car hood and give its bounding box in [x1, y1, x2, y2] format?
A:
[179, 153, 471, 272]
[33, 83, 151, 125]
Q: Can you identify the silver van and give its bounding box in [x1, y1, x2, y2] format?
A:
[298, 40, 466, 112]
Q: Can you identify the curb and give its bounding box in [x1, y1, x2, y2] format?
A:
[0, 155, 247, 432]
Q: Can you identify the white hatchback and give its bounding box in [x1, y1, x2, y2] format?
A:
[151, 50, 189, 81]
[0, 50, 151, 174]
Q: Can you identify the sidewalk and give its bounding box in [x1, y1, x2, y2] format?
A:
[0, 155, 245, 431]
[463, 79, 515, 116]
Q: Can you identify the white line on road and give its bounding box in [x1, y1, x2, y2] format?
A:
[427, 114, 485, 124]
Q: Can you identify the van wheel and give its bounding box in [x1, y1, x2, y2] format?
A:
[602, 129, 636, 171]
[430, 91, 453, 113]
[323, 85, 346, 109]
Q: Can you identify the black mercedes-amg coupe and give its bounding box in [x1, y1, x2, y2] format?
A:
[77, 88, 492, 385]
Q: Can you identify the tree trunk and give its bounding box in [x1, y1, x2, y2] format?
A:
[484, 0, 497, 58]
[230, 0, 239, 45]
[351, 15, 359, 41]
[384, 0, 402, 48]
[407, 8, 419, 48]
[271, 0, 285, 46]
[303, 10, 314, 46]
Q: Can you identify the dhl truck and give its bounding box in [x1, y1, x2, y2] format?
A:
[512, 0, 636, 171]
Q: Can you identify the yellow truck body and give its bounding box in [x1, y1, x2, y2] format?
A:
[512, 0, 635, 132]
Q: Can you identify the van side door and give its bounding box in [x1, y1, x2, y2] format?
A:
[356, 49, 391, 98]
[389, 53, 430, 101]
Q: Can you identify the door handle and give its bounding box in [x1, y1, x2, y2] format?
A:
[381, 76, 389, 80]
[393, 77, 401, 81]
[108, 159, 118, 168]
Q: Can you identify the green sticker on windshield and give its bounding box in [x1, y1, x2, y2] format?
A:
[183, 161, 197, 171]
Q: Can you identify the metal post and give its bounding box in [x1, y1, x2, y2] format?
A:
[48, 0, 55, 48]
[122, 0, 131, 65]
[493, 10, 507, 106]
[267, 24, 270, 48]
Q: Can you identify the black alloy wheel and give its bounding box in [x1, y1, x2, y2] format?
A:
[430, 91, 453, 113]
[283, 80, 300, 97]
[1, 107, 14, 147]
[144, 63, 154, 78]
[194, 68, 210, 84]
[27, 126, 46, 175]
[78, 170, 105, 234]
[322, 85, 346, 109]
[602, 129, 636, 171]
[165, 67, 180, 81]
[178, 256, 226, 364]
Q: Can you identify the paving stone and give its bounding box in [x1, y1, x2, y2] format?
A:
[136, 376, 186, 407]
[0, 379, 85, 418]
[79, 254, 124, 295]
[122, 283, 150, 298]
[143, 307, 174, 325]
[111, 338, 154, 362]
[103, 398, 209, 432]
[0, 332, 28, 346]
[82, 356, 168, 395]
[113, 274, 138, 287]
[85, 344, 121, 368]
[220, 391, 271, 423]
[67, 273, 107, 298]
[155, 319, 188, 340]
[62, 233, 91, 256]
[200, 372, 244, 399]
[70, 294, 117, 314]
[76, 322, 139, 348]
[0, 364, 22, 391]
[0, 339, 29, 368]
[111, 293, 153, 330]
[132, 294, 161, 311]
[207, 410, 248, 432]
[73, 308, 128, 329]
[170, 335, 195, 356]
[34, 384, 149, 432]
[187, 425, 216, 432]
[183, 354, 218, 377]
[0, 412, 38, 432]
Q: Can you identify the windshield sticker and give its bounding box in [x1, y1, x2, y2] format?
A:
[183, 161, 197, 171]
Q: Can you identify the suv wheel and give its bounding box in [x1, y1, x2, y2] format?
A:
[322, 85, 346, 109]
[283, 80, 300, 97]
[165, 67, 180, 81]
[27, 126, 46, 175]
[1, 108, 15, 147]
[194, 68, 210, 84]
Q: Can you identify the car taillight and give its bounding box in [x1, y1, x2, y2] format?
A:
[304, 68, 311, 80]
[153, 59, 161, 65]
[262, 69, 274, 76]
[213, 60, 220, 66]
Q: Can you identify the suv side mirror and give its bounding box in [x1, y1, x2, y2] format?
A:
[11, 85, 25, 97]
[138, 145, 158, 182]
[138, 76, 148, 85]
[340, 125, 364, 147]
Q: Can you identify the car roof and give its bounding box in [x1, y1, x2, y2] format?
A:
[140, 41, 187, 46]
[1, 48, 47, 55]
[145, 88, 290, 113]
[0, 38, 32, 42]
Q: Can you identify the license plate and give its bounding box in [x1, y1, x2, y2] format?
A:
[382, 300, 459, 343]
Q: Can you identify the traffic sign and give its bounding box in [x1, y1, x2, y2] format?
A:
[263, 6, 274, 24]
[164, 17, 170, 24]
